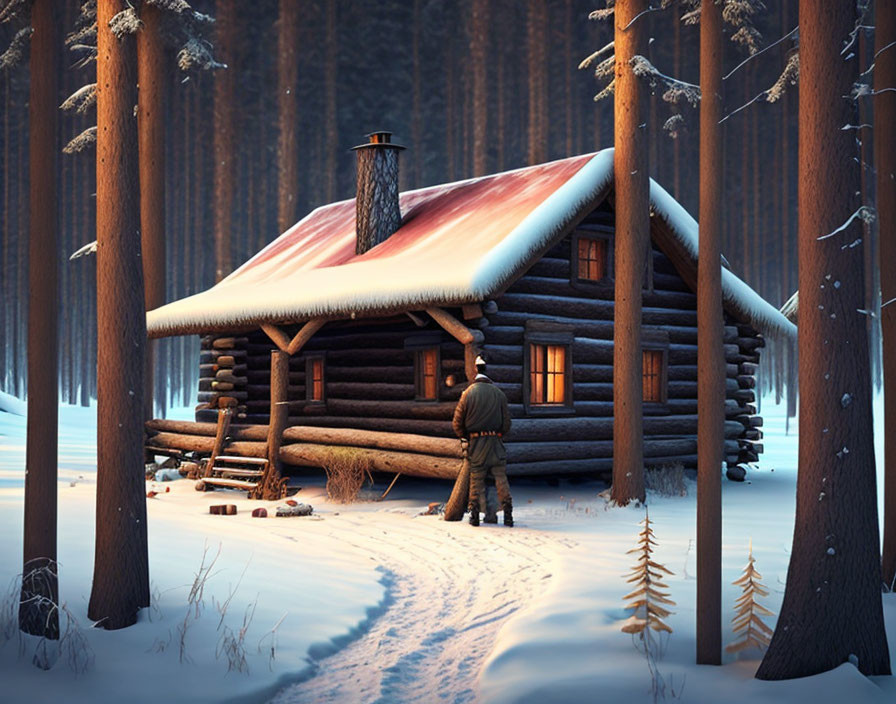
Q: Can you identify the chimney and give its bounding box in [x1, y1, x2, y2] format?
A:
[352, 131, 405, 255]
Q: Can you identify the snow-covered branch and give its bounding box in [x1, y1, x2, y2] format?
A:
[63, 126, 97, 155]
[0, 0, 28, 24]
[816, 206, 876, 241]
[579, 41, 614, 71]
[766, 52, 799, 103]
[622, 5, 662, 32]
[630, 55, 700, 107]
[177, 37, 225, 72]
[69, 240, 97, 261]
[723, 25, 798, 81]
[589, 5, 614, 22]
[663, 114, 684, 139]
[851, 83, 896, 98]
[109, 7, 141, 38]
[0, 26, 31, 69]
[60, 83, 97, 114]
[841, 24, 874, 57]
[593, 78, 616, 102]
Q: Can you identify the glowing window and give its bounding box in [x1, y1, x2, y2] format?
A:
[529, 344, 567, 405]
[577, 236, 609, 282]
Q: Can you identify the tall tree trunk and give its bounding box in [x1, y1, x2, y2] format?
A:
[526, 0, 546, 165]
[411, 0, 423, 184]
[564, 0, 573, 157]
[877, 0, 896, 591]
[471, 0, 489, 176]
[138, 3, 166, 421]
[14, 94, 25, 399]
[756, 0, 891, 679]
[276, 0, 300, 234]
[20, 0, 59, 639]
[445, 34, 456, 181]
[213, 0, 236, 282]
[672, 0, 681, 201]
[1, 76, 9, 392]
[496, 16, 506, 172]
[88, 0, 150, 630]
[780, 2, 791, 302]
[611, 0, 647, 505]
[696, 0, 723, 666]
[324, 0, 338, 202]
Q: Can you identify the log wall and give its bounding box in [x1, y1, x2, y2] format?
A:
[481, 203, 764, 476]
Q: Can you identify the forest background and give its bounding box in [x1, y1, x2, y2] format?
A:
[0, 0, 865, 412]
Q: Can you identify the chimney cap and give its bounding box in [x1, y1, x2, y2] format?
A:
[351, 130, 406, 151]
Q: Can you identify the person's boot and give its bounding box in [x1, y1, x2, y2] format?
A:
[503, 503, 513, 527]
[468, 502, 480, 526]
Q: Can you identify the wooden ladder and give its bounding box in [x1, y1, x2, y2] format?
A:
[198, 406, 287, 499]
[202, 454, 269, 492]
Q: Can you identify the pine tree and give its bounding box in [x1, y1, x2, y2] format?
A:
[756, 0, 891, 679]
[88, 0, 150, 630]
[877, 0, 896, 593]
[697, 0, 725, 666]
[621, 512, 676, 638]
[138, 1, 166, 422]
[726, 540, 774, 654]
[20, 0, 60, 640]
[612, 0, 649, 506]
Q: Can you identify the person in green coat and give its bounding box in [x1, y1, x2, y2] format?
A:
[452, 356, 513, 527]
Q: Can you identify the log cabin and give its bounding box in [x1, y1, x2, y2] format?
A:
[145, 134, 796, 497]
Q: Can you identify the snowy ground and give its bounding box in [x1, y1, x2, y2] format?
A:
[0, 396, 893, 703]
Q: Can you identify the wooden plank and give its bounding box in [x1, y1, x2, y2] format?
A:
[216, 455, 268, 465]
[212, 467, 264, 477]
[202, 477, 257, 490]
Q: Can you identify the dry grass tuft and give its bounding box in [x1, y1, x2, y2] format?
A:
[322, 448, 374, 503]
[645, 463, 688, 498]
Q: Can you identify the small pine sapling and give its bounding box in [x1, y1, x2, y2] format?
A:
[622, 511, 676, 639]
[726, 540, 774, 654]
[621, 511, 682, 702]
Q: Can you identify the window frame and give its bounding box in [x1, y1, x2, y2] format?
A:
[571, 229, 614, 290]
[413, 346, 441, 402]
[641, 329, 669, 407]
[523, 322, 574, 416]
[405, 331, 443, 402]
[304, 352, 326, 404]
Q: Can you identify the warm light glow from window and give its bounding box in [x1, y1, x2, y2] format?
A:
[530, 344, 566, 405]
[642, 349, 664, 403]
[577, 236, 607, 281]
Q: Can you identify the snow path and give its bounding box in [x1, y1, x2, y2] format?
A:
[270, 511, 574, 704]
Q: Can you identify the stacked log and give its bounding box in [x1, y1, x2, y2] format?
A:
[196, 334, 249, 422]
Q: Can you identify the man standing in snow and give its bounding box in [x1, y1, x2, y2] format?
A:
[452, 356, 513, 527]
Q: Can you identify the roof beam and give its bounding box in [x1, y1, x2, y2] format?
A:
[287, 319, 326, 356]
[425, 307, 484, 346]
[261, 319, 326, 356]
[261, 324, 290, 353]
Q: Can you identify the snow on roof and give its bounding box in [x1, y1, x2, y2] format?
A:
[147, 148, 795, 343]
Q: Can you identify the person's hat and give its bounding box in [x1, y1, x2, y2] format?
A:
[475, 355, 486, 366]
